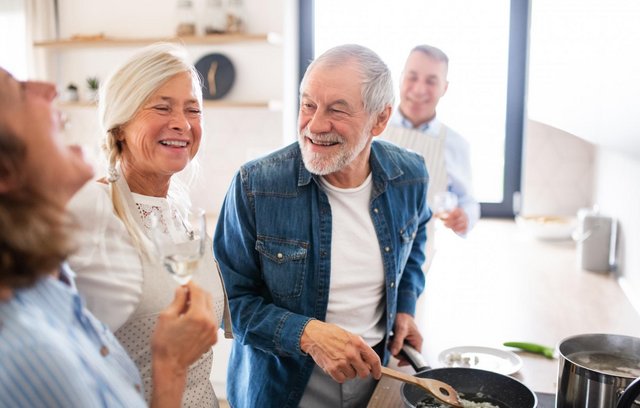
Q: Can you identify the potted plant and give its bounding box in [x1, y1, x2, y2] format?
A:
[64, 82, 79, 102]
[86, 76, 100, 101]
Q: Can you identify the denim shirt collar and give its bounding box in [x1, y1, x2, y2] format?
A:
[297, 157, 313, 186]
[296, 141, 405, 189]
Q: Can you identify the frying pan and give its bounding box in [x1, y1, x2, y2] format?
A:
[399, 345, 537, 408]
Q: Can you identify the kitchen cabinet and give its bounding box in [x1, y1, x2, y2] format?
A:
[527, 0, 640, 158]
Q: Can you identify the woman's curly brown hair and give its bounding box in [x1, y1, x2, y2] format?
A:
[0, 126, 75, 289]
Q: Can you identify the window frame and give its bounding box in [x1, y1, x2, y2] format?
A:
[298, 0, 530, 218]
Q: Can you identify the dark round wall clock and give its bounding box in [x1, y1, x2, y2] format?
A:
[194, 53, 235, 100]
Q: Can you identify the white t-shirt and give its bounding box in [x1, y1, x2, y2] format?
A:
[320, 174, 386, 346]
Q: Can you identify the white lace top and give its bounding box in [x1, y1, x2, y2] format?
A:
[67, 181, 224, 332]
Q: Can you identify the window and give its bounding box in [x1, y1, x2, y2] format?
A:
[299, 0, 529, 217]
[0, 0, 28, 80]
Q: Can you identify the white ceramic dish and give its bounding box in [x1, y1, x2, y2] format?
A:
[438, 346, 523, 375]
[516, 215, 577, 241]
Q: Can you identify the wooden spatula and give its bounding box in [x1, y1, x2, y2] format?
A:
[380, 366, 464, 407]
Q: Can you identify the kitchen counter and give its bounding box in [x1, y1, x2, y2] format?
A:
[367, 219, 640, 407]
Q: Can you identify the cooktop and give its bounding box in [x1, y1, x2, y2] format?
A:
[536, 391, 555, 408]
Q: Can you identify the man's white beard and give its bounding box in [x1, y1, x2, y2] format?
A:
[298, 121, 372, 176]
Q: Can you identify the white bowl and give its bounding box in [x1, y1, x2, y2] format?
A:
[516, 215, 577, 241]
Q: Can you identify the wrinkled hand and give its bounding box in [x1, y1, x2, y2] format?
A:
[152, 282, 219, 372]
[300, 320, 382, 383]
[440, 207, 468, 235]
[389, 313, 422, 367]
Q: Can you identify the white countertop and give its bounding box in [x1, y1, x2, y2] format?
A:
[368, 218, 640, 407]
[420, 218, 640, 392]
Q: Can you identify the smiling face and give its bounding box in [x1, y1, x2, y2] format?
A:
[0, 68, 93, 204]
[118, 71, 202, 195]
[399, 50, 449, 127]
[297, 60, 388, 188]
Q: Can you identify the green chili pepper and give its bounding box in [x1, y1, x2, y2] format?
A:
[503, 341, 556, 359]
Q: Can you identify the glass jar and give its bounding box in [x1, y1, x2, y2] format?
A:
[225, 0, 246, 33]
[203, 0, 226, 34]
[176, 0, 196, 36]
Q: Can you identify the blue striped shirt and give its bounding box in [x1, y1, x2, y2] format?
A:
[0, 265, 146, 407]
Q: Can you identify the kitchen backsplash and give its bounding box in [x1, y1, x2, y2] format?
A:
[521, 119, 595, 216]
[523, 119, 640, 314]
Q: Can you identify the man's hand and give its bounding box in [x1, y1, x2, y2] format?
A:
[389, 313, 423, 367]
[440, 207, 468, 234]
[150, 282, 218, 408]
[300, 320, 382, 383]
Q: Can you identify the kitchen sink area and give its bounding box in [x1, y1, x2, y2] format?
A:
[367, 218, 640, 407]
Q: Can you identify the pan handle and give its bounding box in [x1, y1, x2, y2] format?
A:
[616, 376, 640, 408]
[399, 344, 430, 372]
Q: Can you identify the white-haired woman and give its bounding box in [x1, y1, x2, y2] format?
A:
[67, 43, 231, 407]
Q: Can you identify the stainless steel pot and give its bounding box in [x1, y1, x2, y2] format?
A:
[557, 333, 640, 407]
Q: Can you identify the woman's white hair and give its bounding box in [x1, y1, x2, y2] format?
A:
[99, 42, 203, 257]
[299, 44, 395, 115]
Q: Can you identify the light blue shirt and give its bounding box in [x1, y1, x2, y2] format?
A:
[0, 265, 146, 408]
[390, 110, 480, 234]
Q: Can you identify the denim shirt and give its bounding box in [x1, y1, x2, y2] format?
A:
[213, 140, 431, 408]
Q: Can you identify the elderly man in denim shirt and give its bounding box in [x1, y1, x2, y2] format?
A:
[214, 44, 431, 408]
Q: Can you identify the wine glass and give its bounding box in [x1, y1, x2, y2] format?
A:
[432, 191, 458, 219]
[150, 208, 207, 285]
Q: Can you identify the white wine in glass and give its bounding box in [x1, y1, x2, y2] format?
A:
[153, 208, 207, 285]
[164, 251, 201, 285]
[432, 191, 458, 219]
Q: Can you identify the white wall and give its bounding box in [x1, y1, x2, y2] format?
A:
[521, 120, 595, 217]
[50, 0, 297, 219]
[521, 121, 640, 310]
[593, 148, 640, 310]
[527, 0, 640, 159]
[526, 0, 640, 312]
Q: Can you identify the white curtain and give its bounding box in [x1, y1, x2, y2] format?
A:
[24, 0, 56, 80]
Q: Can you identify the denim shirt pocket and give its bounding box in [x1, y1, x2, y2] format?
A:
[398, 215, 419, 266]
[256, 236, 309, 299]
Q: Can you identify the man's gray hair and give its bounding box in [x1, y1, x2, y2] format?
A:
[300, 44, 394, 115]
[411, 44, 449, 75]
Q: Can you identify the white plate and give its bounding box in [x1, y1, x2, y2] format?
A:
[515, 215, 577, 241]
[438, 346, 523, 375]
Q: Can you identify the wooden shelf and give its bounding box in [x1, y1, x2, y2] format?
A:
[34, 33, 281, 49]
[204, 100, 277, 109]
[57, 100, 279, 110]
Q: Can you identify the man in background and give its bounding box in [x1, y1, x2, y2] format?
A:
[388, 45, 480, 236]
